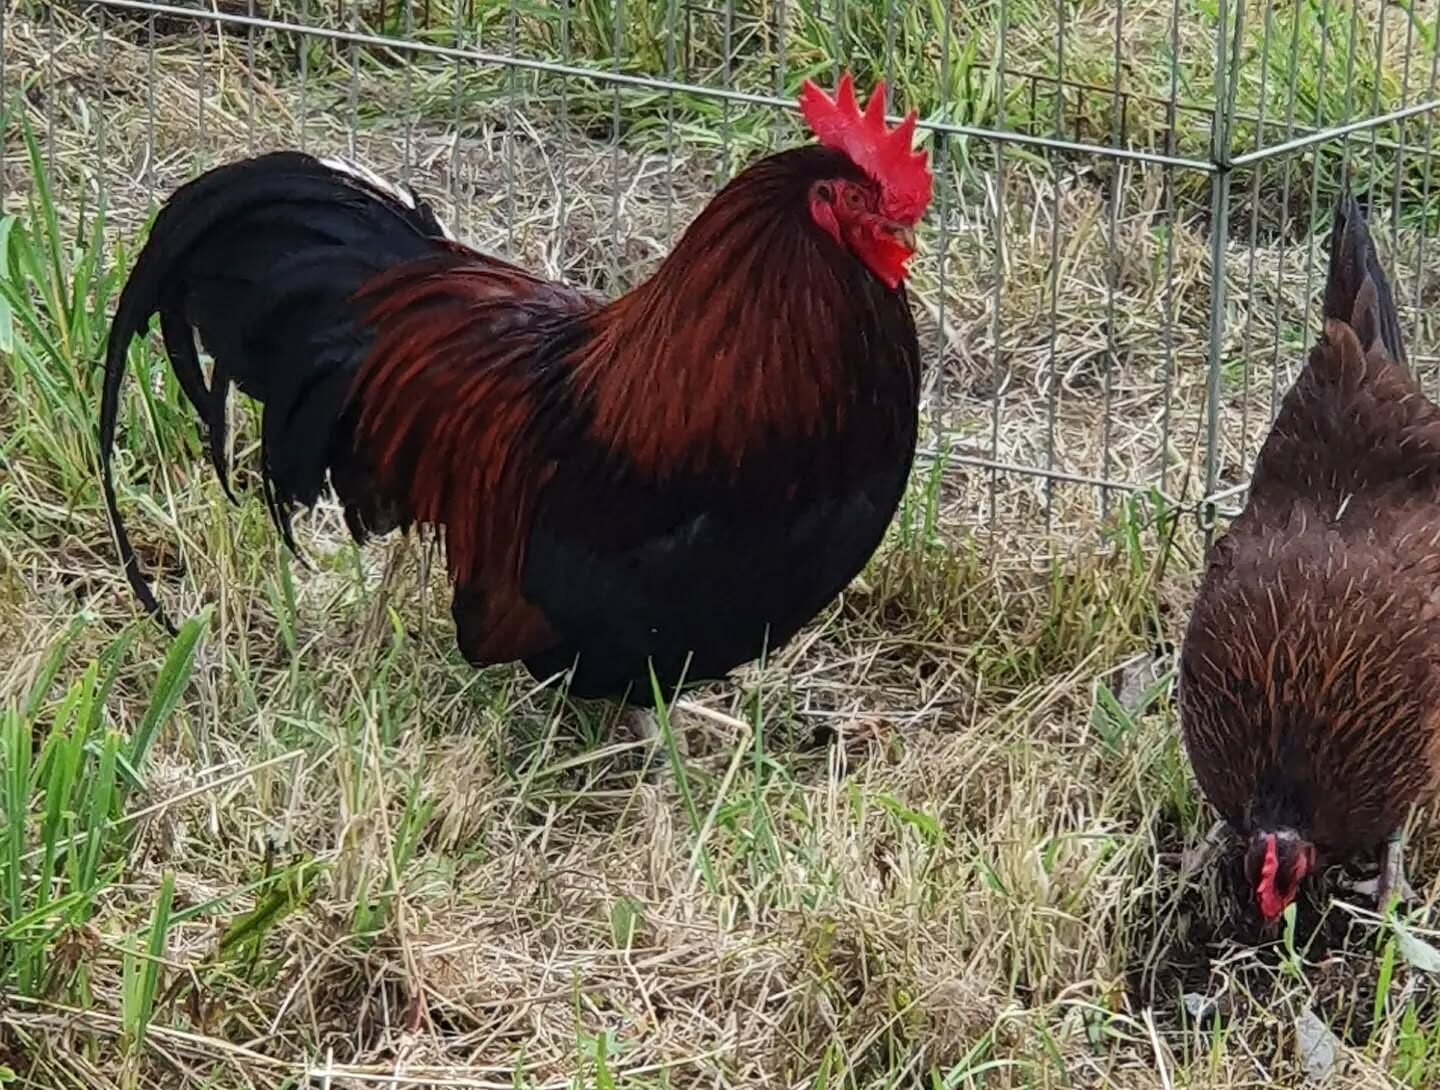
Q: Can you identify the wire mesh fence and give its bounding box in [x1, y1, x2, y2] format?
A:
[6, 0, 1440, 551]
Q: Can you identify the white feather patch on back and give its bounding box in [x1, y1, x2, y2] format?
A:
[319, 155, 415, 207]
[318, 155, 456, 240]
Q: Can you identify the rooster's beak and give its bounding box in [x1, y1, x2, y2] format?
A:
[889, 225, 918, 252]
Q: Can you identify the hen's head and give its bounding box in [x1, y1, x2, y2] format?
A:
[797, 73, 933, 290]
[1244, 829, 1316, 923]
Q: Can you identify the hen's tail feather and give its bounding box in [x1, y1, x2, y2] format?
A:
[100, 151, 453, 628]
[1324, 192, 1407, 368]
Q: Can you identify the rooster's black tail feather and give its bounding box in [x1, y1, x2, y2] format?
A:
[101, 151, 453, 627]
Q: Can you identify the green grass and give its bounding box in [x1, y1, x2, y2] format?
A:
[4, 1, 1440, 1087]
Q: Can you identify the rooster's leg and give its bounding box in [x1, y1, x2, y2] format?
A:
[619, 706, 690, 781]
[1343, 829, 1419, 911]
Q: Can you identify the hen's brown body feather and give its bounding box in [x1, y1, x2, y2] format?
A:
[1180, 198, 1440, 871]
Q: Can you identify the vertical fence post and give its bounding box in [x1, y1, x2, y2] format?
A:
[0, 0, 7, 209]
[1203, 0, 1238, 541]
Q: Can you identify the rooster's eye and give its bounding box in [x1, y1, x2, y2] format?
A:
[843, 188, 863, 209]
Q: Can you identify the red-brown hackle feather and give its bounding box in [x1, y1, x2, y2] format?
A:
[349, 253, 585, 662]
[572, 149, 895, 478]
[798, 72, 932, 224]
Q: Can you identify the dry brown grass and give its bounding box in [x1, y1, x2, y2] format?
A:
[4, 3, 1440, 1088]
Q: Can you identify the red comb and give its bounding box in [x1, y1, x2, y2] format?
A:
[798, 72, 933, 225]
[1256, 834, 1285, 920]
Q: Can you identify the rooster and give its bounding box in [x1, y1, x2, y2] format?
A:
[99, 74, 932, 750]
[1179, 195, 1438, 923]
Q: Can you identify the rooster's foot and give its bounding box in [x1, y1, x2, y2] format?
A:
[619, 706, 689, 783]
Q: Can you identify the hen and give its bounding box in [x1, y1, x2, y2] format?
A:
[100, 74, 932, 745]
[1179, 195, 1438, 922]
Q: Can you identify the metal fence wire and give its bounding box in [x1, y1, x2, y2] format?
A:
[7, 0, 1440, 546]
